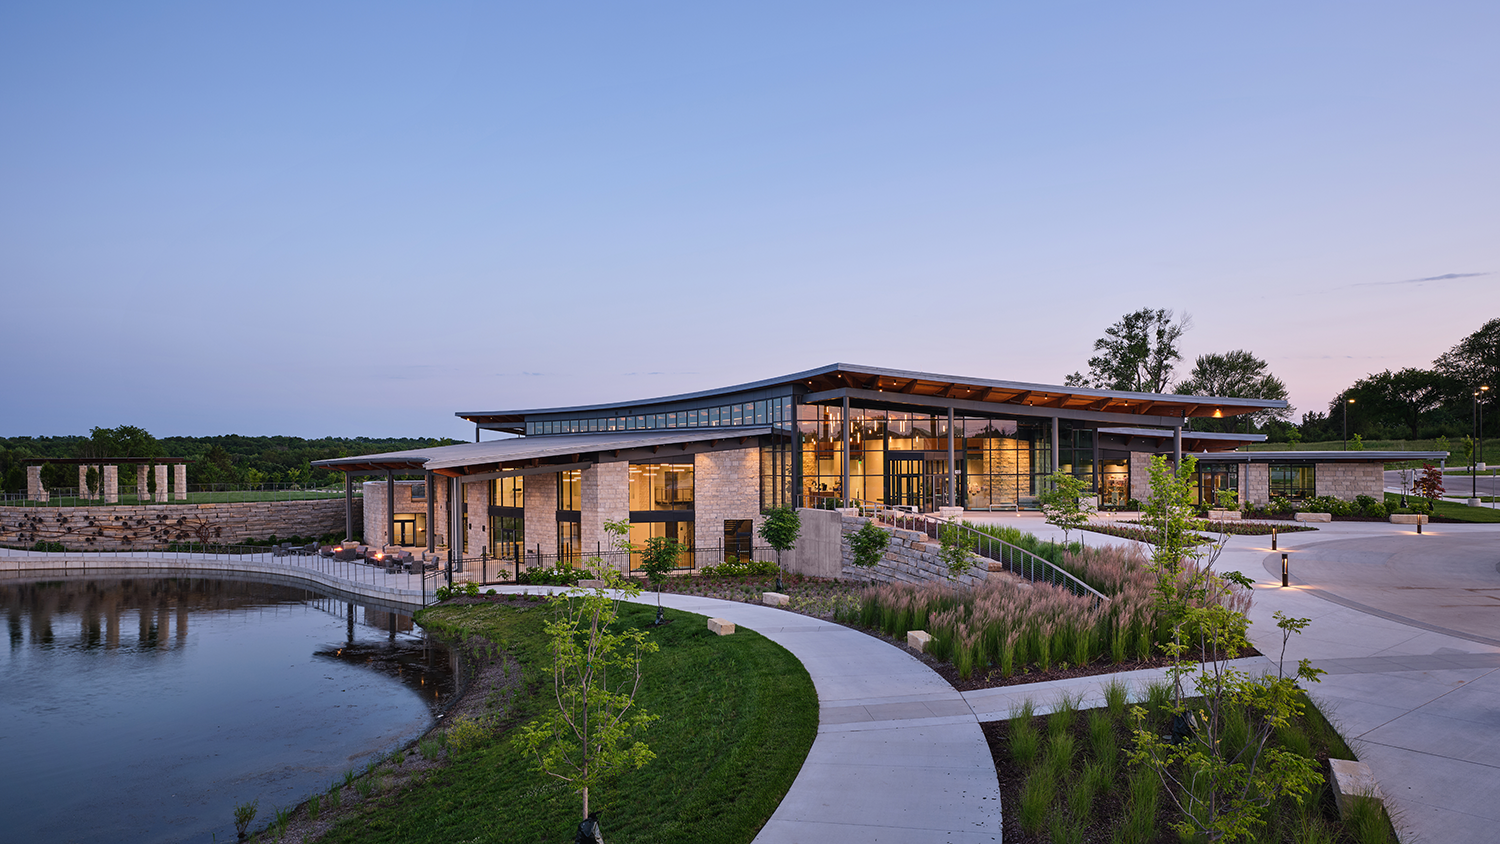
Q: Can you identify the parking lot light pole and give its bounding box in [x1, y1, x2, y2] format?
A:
[1343, 397, 1355, 450]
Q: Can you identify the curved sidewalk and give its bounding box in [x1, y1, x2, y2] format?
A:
[497, 585, 1004, 843]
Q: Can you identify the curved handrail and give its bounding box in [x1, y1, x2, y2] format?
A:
[859, 503, 1108, 605]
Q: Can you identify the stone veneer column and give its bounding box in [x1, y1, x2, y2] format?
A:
[137, 466, 150, 502]
[173, 464, 187, 501]
[580, 462, 629, 567]
[465, 480, 488, 557]
[694, 449, 763, 559]
[1128, 452, 1153, 505]
[79, 465, 94, 500]
[1242, 464, 1270, 506]
[362, 481, 386, 547]
[26, 466, 48, 502]
[523, 472, 559, 558]
[154, 465, 169, 503]
[103, 465, 119, 503]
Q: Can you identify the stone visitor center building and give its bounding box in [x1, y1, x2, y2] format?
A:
[312, 363, 1437, 568]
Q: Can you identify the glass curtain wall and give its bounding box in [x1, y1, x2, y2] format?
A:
[796, 405, 1055, 510]
[557, 470, 581, 563]
[489, 476, 524, 563]
[628, 463, 695, 571]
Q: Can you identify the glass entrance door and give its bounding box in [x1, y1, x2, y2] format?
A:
[885, 454, 963, 511]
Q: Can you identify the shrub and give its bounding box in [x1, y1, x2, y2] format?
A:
[848, 520, 891, 568]
[30, 540, 66, 553]
[518, 564, 583, 587]
[1301, 496, 1353, 517]
[698, 558, 779, 578]
[444, 714, 490, 754]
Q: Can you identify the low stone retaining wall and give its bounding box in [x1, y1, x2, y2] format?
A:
[835, 514, 986, 589]
[0, 499, 361, 551]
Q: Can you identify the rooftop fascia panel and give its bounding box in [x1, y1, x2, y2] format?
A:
[1099, 427, 1269, 442]
[456, 362, 1289, 421]
[1192, 451, 1451, 462]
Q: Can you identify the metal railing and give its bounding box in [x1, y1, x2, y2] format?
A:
[446, 542, 780, 587]
[0, 541, 434, 605]
[861, 503, 1108, 605]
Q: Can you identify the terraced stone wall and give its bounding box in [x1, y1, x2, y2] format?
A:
[0, 498, 361, 551]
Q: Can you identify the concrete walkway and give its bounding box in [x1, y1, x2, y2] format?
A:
[495, 585, 1004, 843]
[1216, 521, 1500, 844]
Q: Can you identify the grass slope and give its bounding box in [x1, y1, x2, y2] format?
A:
[315, 599, 816, 844]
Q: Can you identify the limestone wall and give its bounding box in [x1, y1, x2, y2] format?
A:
[1129, 452, 1153, 504]
[694, 449, 763, 551]
[581, 462, 629, 553]
[774, 515, 984, 587]
[1314, 462, 1384, 501]
[361, 480, 434, 548]
[1, 498, 361, 551]
[1242, 463, 1270, 506]
[523, 473, 559, 557]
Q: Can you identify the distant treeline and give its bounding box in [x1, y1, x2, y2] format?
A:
[0, 428, 460, 492]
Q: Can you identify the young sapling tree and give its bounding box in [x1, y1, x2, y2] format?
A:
[639, 535, 683, 626]
[1038, 471, 1096, 546]
[937, 522, 978, 594]
[514, 520, 659, 821]
[758, 507, 801, 593]
[848, 520, 891, 570]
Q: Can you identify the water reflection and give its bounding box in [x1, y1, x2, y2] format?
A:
[0, 577, 453, 844]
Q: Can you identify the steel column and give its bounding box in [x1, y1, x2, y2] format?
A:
[425, 470, 436, 553]
[1051, 417, 1060, 473]
[947, 406, 956, 507]
[1174, 425, 1183, 468]
[841, 395, 851, 508]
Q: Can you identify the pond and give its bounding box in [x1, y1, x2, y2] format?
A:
[0, 576, 454, 844]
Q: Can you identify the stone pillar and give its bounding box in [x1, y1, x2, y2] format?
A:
[137, 465, 150, 501]
[581, 462, 630, 570]
[154, 465, 169, 503]
[465, 480, 488, 558]
[173, 464, 187, 501]
[26, 466, 48, 502]
[79, 465, 94, 500]
[523, 472, 559, 558]
[103, 465, 119, 503]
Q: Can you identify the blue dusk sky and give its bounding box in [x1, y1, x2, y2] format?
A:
[3, 2, 1496, 441]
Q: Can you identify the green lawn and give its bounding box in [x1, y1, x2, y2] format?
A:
[1385, 493, 1500, 523]
[309, 599, 817, 844]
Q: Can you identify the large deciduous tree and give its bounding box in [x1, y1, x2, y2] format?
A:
[1434, 317, 1500, 392]
[1175, 350, 1293, 429]
[1337, 368, 1459, 440]
[1066, 308, 1191, 393]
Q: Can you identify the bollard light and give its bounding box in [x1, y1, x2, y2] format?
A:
[1271, 526, 1277, 551]
[1281, 553, 1289, 587]
[1417, 521, 1423, 535]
